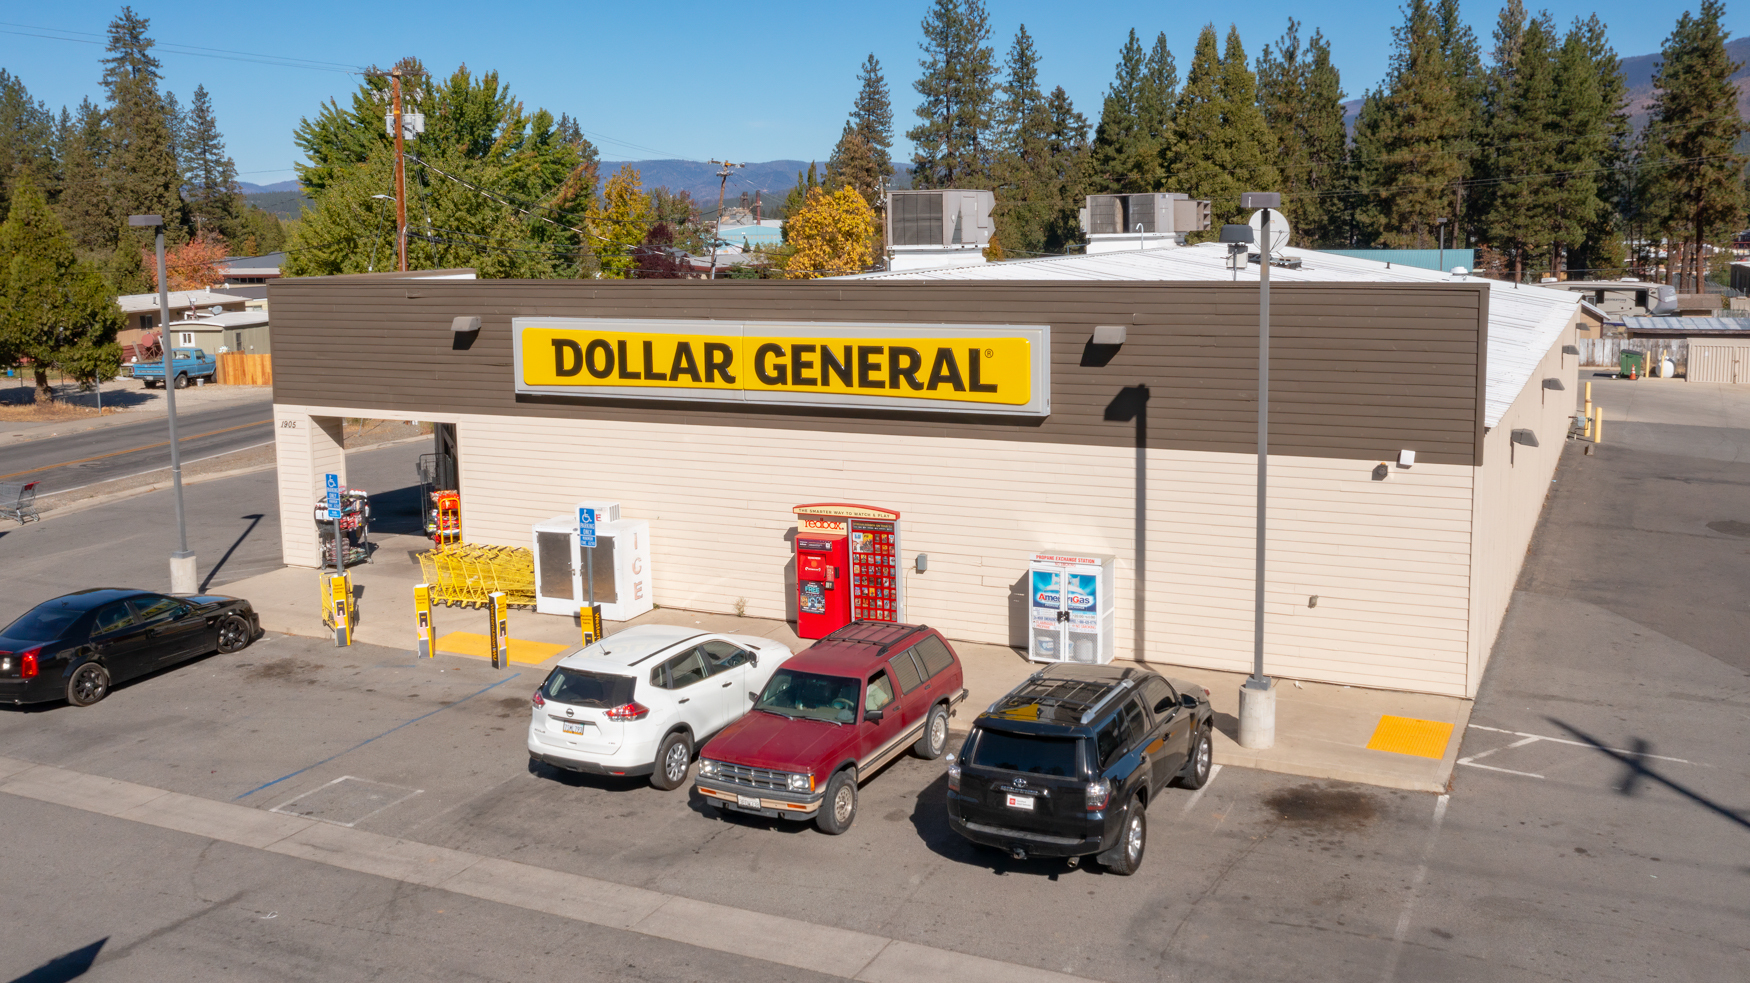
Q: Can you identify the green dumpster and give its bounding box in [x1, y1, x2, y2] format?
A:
[1619, 350, 1645, 377]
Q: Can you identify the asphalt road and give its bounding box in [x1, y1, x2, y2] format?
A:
[0, 397, 274, 494]
[0, 439, 428, 611]
[0, 377, 1744, 982]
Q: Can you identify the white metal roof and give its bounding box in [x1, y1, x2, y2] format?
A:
[166, 310, 270, 329]
[846, 243, 1580, 429]
[115, 289, 252, 313]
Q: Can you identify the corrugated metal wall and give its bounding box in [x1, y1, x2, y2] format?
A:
[1687, 340, 1750, 383]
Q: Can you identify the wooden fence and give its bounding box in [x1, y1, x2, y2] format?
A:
[216, 353, 272, 386]
[1574, 338, 1687, 368]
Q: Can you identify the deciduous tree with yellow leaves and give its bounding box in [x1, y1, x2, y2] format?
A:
[781, 186, 877, 278]
[587, 165, 653, 279]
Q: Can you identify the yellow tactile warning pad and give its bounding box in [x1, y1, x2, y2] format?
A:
[436, 632, 568, 665]
[1366, 715, 1455, 759]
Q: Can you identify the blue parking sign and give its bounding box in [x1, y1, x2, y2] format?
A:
[325, 473, 341, 518]
[578, 507, 596, 548]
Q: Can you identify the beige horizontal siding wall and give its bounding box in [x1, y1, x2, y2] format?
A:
[1467, 316, 1580, 693]
[343, 410, 1473, 697]
[273, 409, 344, 568]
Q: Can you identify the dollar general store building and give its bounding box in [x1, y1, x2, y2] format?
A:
[269, 245, 1586, 698]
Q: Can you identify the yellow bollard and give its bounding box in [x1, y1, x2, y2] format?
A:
[582, 603, 603, 648]
[488, 591, 508, 668]
[1594, 406, 1603, 444]
[414, 583, 434, 658]
[326, 573, 352, 646]
[1584, 381, 1592, 421]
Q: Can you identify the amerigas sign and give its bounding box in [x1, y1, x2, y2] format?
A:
[513, 318, 1050, 417]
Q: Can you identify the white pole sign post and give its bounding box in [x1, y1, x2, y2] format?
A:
[326, 473, 344, 575]
[578, 507, 598, 645]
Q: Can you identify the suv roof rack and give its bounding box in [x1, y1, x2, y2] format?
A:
[987, 665, 1140, 723]
[819, 620, 924, 657]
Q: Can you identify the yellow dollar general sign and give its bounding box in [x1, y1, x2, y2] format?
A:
[514, 318, 1050, 416]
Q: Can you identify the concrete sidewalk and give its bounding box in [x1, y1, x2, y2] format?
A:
[225, 533, 1467, 793]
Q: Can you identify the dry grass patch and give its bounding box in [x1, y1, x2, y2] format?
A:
[0, 402, 120, 423]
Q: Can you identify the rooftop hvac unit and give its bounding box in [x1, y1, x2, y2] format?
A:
[887, 189, 995, 249]
[1080, 193, 1211, 235]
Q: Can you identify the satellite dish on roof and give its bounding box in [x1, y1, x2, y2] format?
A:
[1247, 209, 1291, 255]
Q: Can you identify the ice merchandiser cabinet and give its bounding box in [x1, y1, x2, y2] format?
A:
[532, 501, 654, 622]
[1028, 551, 1115, 664]
[794, 503, 902, 639]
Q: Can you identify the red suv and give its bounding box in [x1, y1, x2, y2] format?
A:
[694, 622, 968, 834]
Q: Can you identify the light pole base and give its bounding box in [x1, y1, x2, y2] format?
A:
[169, 552, 198, 595]
[1238, 677, 1277, 749]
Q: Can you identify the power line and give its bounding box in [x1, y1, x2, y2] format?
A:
[0, 22, 367, 73]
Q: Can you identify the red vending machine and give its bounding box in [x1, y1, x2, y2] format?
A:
[793, 503, 902, 639]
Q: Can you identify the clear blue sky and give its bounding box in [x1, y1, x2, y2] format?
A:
[0, 1, 1736, 184]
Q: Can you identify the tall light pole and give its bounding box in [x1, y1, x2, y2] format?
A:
[129, 214, 196, 594]
[1234, 190, 1282, 749]
[1437, 216, 1448, 273]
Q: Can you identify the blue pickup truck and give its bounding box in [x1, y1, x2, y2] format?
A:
[132, 348, 217, 389]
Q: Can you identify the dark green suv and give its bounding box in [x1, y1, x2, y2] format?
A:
[945, 663, 1213, 874]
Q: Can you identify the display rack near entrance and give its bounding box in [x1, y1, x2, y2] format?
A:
[315, 488, 371, 569]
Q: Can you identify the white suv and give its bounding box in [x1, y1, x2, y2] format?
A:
[527, 625, 792, 790]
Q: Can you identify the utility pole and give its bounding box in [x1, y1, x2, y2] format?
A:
[708, 160, 743, 278]
[392, 68, 407, 272]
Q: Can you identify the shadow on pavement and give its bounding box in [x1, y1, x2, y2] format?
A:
[367, 483, 427, 536]
[7, 937, 106, 983]
[201, 514, 264, 591]
[1549, 716, 1750, 833]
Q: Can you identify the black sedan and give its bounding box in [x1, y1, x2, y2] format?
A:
[0, 589, 259, 706]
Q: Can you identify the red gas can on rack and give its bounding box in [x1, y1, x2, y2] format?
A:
[792, 503, 903, 639]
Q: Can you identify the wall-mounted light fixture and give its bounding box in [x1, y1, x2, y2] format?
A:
[1562, 344, 1580, 355]
[915, 554, 928, 573]
[451, 315, 482, 352]
[1397, 449, 1416, 468]
[1510, 428, 1539, 465]
[1091, 325, 1127, 346]
[1081, 325, 1128, 367]
[1541, 376, 1565, 405]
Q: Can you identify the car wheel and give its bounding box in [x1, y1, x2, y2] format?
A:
[174, 372, 188, 389]
[815, 770, 857, 835]
[1179, 724, 1213, 789]
[649, 731, 693, 791]
[67, 663, 111, 707]
[1104, 795, 1147, 876]
[913, 702, 950, 759]
[215, 615, 253, 654]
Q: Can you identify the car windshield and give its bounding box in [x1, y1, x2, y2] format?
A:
[755, 669, 860, 723]
[541, 667, 636, 708]
[970, 728, 1082, 777]
[3, 601, 88, 642]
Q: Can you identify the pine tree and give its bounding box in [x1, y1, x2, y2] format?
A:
[1090, 30, 1146, 192]
[101, 7, 184, 237]
[851, 54, 895, 180]
[1483, 13, 1560, 278]
[183, 85, 245, 242]
[1434, 0, 1484, 241]
[1349, 0, 1465, 247]
[0, 72, 58, 215]
[990, 25, 1053, 256]
[1547, 23, 1607, 274]
[0, 176, 122, 402]
[827, 124, 884, 206]
[1643, 0, 1747, 291]
[1040, 86, 1093, 253]
[1257, 20, 1347, 246]
[1571, 15, 1631, 275]
[58, 98, 115, 254]
[908, 0, 997, 188]
[1135, 32, 1179, 177]
[1167, 26, 1279, 237]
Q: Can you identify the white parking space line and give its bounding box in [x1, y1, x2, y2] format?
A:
[1179, 764, 1223, 816]
[0, 755, 1097, 983]
[1458, 725, 1706, 780]
[1379, 794, 1449, 983]
[1466, 725, 1701, 764]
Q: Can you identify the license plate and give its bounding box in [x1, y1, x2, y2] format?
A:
[561, 721, 588, 735]
[1005, 793, 1035, 811]
[736, 794, 761, 809]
